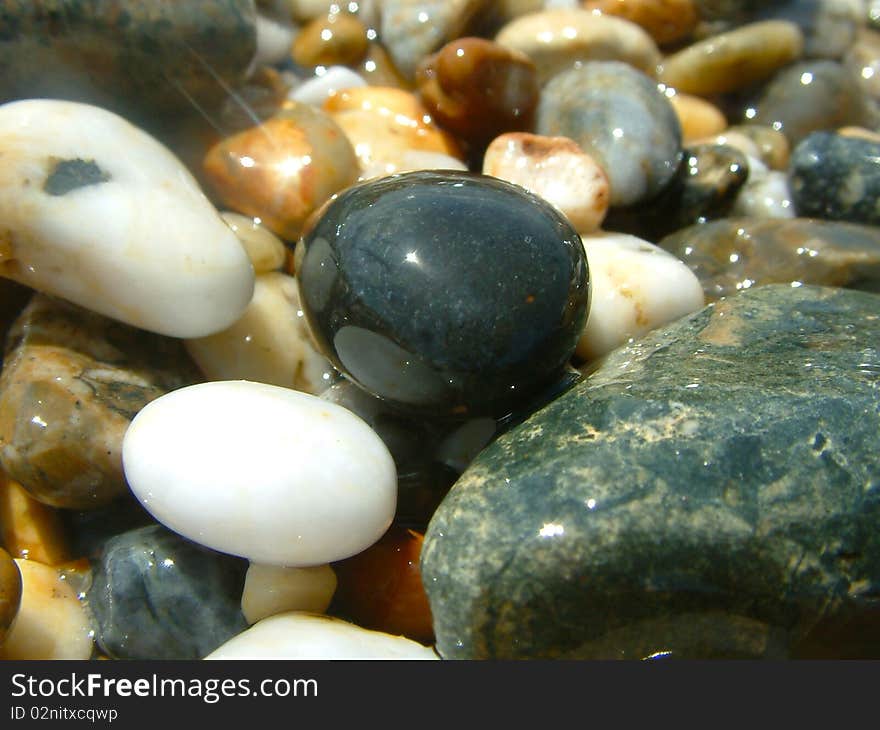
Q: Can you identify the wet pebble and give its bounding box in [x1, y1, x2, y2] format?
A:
[536, 61, 683, 207]
[220, 212, 287, 274]
[289, 66, 368, 107]
[0, 473, 70, 566]
[668, 92, 729, 144]
[0, 547, 21, 646]
[241, 563, 337, 624]
[731, 157, 796, 219]
[583, 0, 699, 46]
[757, 0, 862, 60]
[292, 11, 370, 68]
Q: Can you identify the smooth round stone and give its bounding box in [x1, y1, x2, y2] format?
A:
[731, 157, 796, 219]
[255, 10, 296, 67]
[536, 62, 683, 207]
[358, 150, 468, 181]
[844, 28, 880, 117]
[756, 0, 862, 60]
[0, 547, 21, 645]
[292, 11, 369, 68]
[241, 563, 337, 624]
[725, 124, 791, 170]
[0, 475, 70, 566]
[583, 0, 699, 46]
[288, 66, 368, 107]
[295, 170, 590, 416]
[577, 232, 705, 362]
[0, 99, 255, 339]
[0, 559, 92, 660]
[789, 131, 880, 225]
[668, 92, 728, 144]
[658, 20, 804, 96]
[482, 132, 610, 233]
[122, 381, 397, 566]
[220, 212, 286, 274]
[87, 524, 248, 660]
[495, 9, 662, 85]
[747, 60, 870, 146]
[204, 611, 438, 660]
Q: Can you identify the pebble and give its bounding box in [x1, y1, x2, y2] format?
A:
[295, 170, 589, 416]
[416, 38, 540, 146]
[583, 0, 699, 46]
[422, 285, 880, 659]
[0, 99, 255, 339]
[184, 272, 334, 394]
[482, 132, 610, 233]
[667, 92, 729, 144]
[536, 62, 683, 207]
[731, 157, 796, 219]
[357, 43, 411, 89]
[838, 125, 880, 142]
[205, 611, 438, 659]
[322, 87, 463, 177]
[255, 9, 297, 68]
[660, 217, 880, 300]
[725, 124, 792, 170]
[789, 131, 880, 225]
[242, 563, 337, 624]
[0, 558, 92, 660]
[122, 381, 397, 566]
[0, 547, 21, 645]
[288, 66, 368, 107]
[844, 28, 880, 119]
[748, 59, 871, 146]
[757, 0, 862, 60]
[292, 12, 370, 68]
[576, 232, 705, 362]
[658, 21, 804, 96]
[0, 295, 202, 509]
[220, 212, 287, 274]
[202, 102, 360, 241]
[494, 9, 662, 85]
[381, 0, 488, 80]
[333, 526, 434, 644]
[0, 473, 70, 565]
[87, 524, 248, 660]
[358, 151, 468, 181]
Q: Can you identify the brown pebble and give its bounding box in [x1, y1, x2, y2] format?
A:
[359, 43, 411, 89]
[292, 12, 369, 68]
[0, 472, 69, 566]
[583, 0, 699, 46]
[0, 547, 22, 646]
[668, 91, 728, 143]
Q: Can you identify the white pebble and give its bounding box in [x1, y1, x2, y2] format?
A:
[289, 67, 368, 107]
[122, 380, 397, 566]
[578, 232, 705, 362]
[205, 612, 438, 660]
[254, 12, 296, 68]
[241, 563, 337, 624]
[732, 157, 796, 219]
[0, 100, 254, 338]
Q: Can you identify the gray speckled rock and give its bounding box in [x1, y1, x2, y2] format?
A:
[87, 524, 248, 660]
[660, 218, 880, 300]
[536, 62, 682, 208]
[790, 132, 880, 225]
[422, 285, 880, 659]
[749, 60, 870, 145]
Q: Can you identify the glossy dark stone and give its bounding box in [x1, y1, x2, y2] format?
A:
[296, 171, 590, 417]
[790, 131, 880, 225]
[87, 524, 248, 660]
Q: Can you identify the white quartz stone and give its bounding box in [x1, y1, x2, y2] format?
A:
[122, 380, 396, 566]
[205, 611, 438, 659]
[0, 560, 93, 660]
[185, 272, 334, 394]
[241, 563, 337, 624]
[578, 232, 705, 362]
[731, 157, 796, 219]
[290, 66, 368, 107]
[0, 99, 255, 338]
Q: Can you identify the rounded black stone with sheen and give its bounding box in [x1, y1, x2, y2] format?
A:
[295, 170, 590, 417]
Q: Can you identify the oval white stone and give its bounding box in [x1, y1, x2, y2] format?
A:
[241, 563, 337, 624]
[0, 99, 254, 338]
[205, 612, 438, 660]
[122, 381, 397, 566]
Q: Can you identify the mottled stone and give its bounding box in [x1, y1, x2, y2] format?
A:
[203, 103, 360, 242]
[289, 66, 368, 107]
[295, 170, 589, 417]
[416, 37, 539, 146]
[536, 62, 683, 207]
[604, 144, 749, 240]
[0, 0, 257, 130]
[756, 0, 862, 60]
[0, 295, 202, 509]
[422, 285, 880, 659]
[748, 60, 870, 146]
[87, 524, 248, 660]
[495, 9, 662, 85]
[789, 131, 880, 225]
[730, 158, 796, 220]
[660, 218, 880, 300]
[0, 547, 21, 645]
[583, 0, 699, 46]
[0, 472, 69, 565]
[725, 124, 791, 170]
[668, 93, 728, 144]
[292, 11, 369, 68]
[381, 0, 489, 80]
[658, 21, 804, 96]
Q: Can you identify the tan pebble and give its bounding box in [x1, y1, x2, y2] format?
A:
[495, 9, 662, 85]
[667, 92, 727, 143]
[323, 87, 463, 173]
[220, 212, 287, 273]
[359, 150, 467, 180]
[185, 272, 334, 395]
[658, 20, 804, 96]
[292, 12, 369, 68]
[203, 103, 359, 241]
[837, 126, 880, 143]
[0, 473, 69, 566]
[359, 43, 412, 89]
[0, 559, 92, 660]
[241, 563, 337, 624]
[483, 132, 610, 233]
[0, 547, 22, 645]
[583, 0, 699, 46]
[725, 125, 791, 171]
[690, 130, 761, 163]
